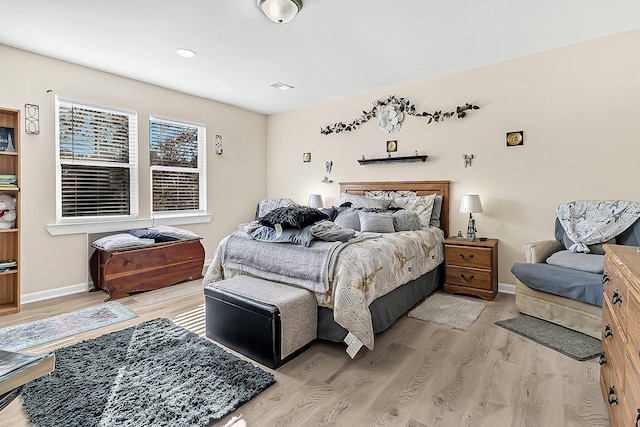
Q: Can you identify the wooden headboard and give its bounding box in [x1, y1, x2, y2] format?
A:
[339, 180, 450, 237]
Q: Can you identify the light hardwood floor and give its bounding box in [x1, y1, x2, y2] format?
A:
[0, 285, 610, 427]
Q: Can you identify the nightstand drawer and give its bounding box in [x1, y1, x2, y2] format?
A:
[445, 245, 493, 269]
[445, 266, 492, 290]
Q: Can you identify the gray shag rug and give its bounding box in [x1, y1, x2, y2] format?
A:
[408, 293, 485, 331]
[21, 318, 275, 426]
[495, 315, 601, 361]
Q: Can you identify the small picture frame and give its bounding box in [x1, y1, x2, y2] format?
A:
[303, 152, 311, 163]
[386, 140, 397, 152]
[0, 127, 15, 152]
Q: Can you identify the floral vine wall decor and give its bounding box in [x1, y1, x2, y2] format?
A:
[320, 95, 480, 135]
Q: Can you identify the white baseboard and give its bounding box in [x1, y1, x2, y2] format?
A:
[21, 282, 89, 305]
[20, 258, 214, 306]
[498, 282, 516, 295]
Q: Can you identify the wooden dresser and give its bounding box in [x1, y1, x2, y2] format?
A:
[443, 237, 498, 301]
[601, 244, 640, 427]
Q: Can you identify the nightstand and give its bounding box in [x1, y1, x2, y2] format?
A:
[443, 237, 499, 301]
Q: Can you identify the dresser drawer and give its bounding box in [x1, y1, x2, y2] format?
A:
[628, 289, 640, 358]
[445, 266, 492, 290]
[625, 350, 640, 426]
[604, 258, 628, 335]
[602, 299, 627, 388]
[601, 371, 632, 427]
[445, 245, 492, 270]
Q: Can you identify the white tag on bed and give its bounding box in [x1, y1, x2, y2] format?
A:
[274, 223, 283, 238]
[344, 332, 363, 358]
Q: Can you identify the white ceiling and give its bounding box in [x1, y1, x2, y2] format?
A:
[2, 0, 640, 115]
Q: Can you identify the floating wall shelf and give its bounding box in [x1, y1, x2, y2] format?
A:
[358, 155, 428, 165]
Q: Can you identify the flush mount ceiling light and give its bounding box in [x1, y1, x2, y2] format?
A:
[257, 0, 303, 24]
[175, 48, 197, 58]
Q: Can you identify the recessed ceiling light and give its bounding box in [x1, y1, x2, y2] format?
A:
[175, 48, 197, 58]
[270, 81, 294, 90]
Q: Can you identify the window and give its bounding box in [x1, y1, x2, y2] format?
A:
[149, 115, 206, 214]
[55, 97, 138, 222]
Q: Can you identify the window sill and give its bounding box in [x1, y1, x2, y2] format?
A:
[46, 213, 213, 236]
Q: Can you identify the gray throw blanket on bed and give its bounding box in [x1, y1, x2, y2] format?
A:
[222, 231, 343, 293]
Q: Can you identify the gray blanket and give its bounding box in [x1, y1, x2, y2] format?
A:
[222, 231, 343, 293]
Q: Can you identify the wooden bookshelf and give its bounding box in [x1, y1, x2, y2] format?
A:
[0, 108, 20, 315]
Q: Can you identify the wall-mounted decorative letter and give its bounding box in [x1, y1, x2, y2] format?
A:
[215, 134, 223, 155]
[320, 95, 480, 135]
[25, 103, 40, 135]
[463, 154, 474, 168]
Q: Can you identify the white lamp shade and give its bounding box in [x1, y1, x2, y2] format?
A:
[258, 0, 302, 23]
[308, 194, 323, 209]
[459, 194, 483, 214]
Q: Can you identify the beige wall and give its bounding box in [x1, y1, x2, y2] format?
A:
[0, 45, 267, 296]
[266, 29, 640, 285]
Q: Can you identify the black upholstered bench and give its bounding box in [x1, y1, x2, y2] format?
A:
[205, 276, 317, 369]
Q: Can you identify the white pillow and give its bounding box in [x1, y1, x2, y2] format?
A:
[92, 234, 155, 250]
[358, 211, 395, 233]
[391, 194, 436, 227]
[339, 193, 392, 209]
[148, 225, 201, 240]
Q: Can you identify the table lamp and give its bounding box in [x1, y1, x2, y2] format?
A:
[308, 194, 323, 209]
[459, 194, 483, 240]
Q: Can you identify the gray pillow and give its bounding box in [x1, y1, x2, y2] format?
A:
[334, 208, 361, 231]
[562, 233, 615, 255]
[392, 210, 422, 231]
[92, 233, 155, 250]
[430, 195, 443, 227]
[546, 250, 604, 274]
[359, 211, 395, 233]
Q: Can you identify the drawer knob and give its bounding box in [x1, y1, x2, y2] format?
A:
[604, 324, 613, 339]
[460, 273, 475, 282]
[598, 352, 607, 366]
[459, 253, 474, 261]
[602, 273, 610, 284]
[612, 289, 623, 306]
[608, 386, 618, 405]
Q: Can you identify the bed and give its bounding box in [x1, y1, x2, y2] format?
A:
[203, 180, 450, 351]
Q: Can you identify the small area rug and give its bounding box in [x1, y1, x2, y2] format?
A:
[495, 315, 601, 361]
[21, 318, 275, 427]
[0, 302, 138, 351]
[133, 279, 204, 306]
[408, 293, 485, 331]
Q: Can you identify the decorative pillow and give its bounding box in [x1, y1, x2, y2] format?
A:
[391, 194, 436, 227]
[358, 211, 395, 233]
[392, 210, 422, 231]
[562, 233, 615, 255]
[148, 225, 201, 240]
[92, 234, 155, 250]
[128, 229, 179, 242]
[546, 250, 605, 274]
[259, 206, 328, 229]
[430, 195, 443, 227]
[311, 221, 356, 242]
[339, 193, 392, 209]
[333, 208, 361, 231]
[256, 198, 298, 219]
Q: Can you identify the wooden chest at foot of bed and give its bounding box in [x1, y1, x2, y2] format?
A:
[205, 276, 317, 369]
[89, 239, 205, 301]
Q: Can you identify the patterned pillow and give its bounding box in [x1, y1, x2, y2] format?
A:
[358, 211, 395, 233]
[148, 225, 201, 240]
[128, 229, 179, 242]
[339, 193, 392, 209]
[392, 194, 436, 227]
[256, 198, 298, 219]
[92, 234, 155, 250]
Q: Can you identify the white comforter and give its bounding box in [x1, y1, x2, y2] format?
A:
[204, 227, 445, 350]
